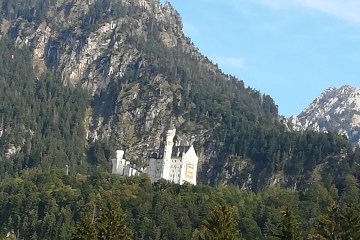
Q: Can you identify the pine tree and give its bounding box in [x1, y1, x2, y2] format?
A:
[72, 213, 97, 240]
[337, 203, 360, 240]
[96, 200, 133, 240]
[270, 207, 301, 240]
[309, 203, 342, 240]
[198, 204, 241, 240]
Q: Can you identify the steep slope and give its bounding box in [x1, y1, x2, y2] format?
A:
[0, 0, 279, 183]
[0, 0, 358, 191]
[289, 85, 360, 146]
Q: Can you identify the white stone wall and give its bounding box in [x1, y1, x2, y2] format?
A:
[111, 157, 126, 175]
[111, 150, 139, 177]
[113, 129, 199, 185]
[147, 158, 157, 183]
[169, 158, 182, 184]
[179, 146, 198, 185]
[123, 165, 138, 177]
[162, 128, 176, 180]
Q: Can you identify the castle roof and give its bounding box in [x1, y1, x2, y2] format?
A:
[172, 146, 190, 158]
[166, 123, 176, 131]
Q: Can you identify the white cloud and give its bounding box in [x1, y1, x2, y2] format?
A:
[260, 0, 360, 24]
[214, 56, 246, 69]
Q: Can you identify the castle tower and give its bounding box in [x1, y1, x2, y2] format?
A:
[164, 125, 176, 160]
[112, 150, 125, 174]
[116, 150, 124, 160]
[161, 125, 176, 180]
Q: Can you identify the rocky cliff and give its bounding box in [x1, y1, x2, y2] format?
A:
[0, 0, 280, 186]
[0, 0, 354, 191]
[289, 85, 360, 146]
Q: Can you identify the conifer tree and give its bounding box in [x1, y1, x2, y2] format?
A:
[198, 204, 241, 240]
[270, 207, 301, 240]
[339, 203, 360, 240]
[96, 200, 133, 240]
[72, 213, 97, 240]
[309, 203, 342, 240]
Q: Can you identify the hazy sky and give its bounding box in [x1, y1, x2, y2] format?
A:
[163, 0, 360, 117]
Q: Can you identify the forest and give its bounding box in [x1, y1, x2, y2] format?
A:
[0, 171, 359, 239]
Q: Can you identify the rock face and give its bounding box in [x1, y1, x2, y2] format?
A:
[288, 85, 360, 146]
[0, 0, 202, 161]
[10, 0, 187, 92]
[0, 0, 286, 189]
[0, 0, 357, 192]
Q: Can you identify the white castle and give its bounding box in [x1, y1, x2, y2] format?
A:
[111, 150, 139, 177]
[111, 125, 199, 185]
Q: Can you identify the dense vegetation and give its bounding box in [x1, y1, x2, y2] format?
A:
[0, 38, 89, 177]
[0, 1, 359, 239]
[0, 171, 359, 239]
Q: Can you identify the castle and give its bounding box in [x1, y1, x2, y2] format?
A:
[111, 150, 139, 177]
[111, 126, 199, 185]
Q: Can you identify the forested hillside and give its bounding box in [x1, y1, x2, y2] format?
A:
[0, 0, 359, 239]
[0, 38, 89, 176]
[1, 171, 360, 239]
[0, 0, 358, 190]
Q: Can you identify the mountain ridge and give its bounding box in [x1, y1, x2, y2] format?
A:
[0, 0, 283, 189]
[288, 85, 360, 146]
[0, 0, 358, 192]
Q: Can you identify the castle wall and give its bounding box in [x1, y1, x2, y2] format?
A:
[179, 146, 198, 185]
[169, 158, 182, 184]
[112, 128, 199, 185]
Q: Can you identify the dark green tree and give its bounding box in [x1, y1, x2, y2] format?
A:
[340, 203, 360, 240]
[270, 207, 301, 240]
[197, 204, 241, 240]
[72, 213, 97, 240]
[96, 200, 133, 240]
[309, 203, 342, 240]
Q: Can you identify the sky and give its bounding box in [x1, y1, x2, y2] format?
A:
[162, 0, 360, 117]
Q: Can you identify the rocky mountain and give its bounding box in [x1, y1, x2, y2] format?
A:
[0, 0, 280, 186]
[0, 0, 358, 191]
[289, 85, 360, 146]
[1, 2, 360, 239]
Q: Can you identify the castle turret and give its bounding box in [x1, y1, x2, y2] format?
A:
[164, 125, 176, 160]
[116, 150, 124, 160]
[112, 150, 125, 174]
[161, 125, 176, 180]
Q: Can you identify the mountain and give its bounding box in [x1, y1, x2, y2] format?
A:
[1, 2, 360, 239]
[0, 0, 280, 186]
[289, 85, 360, 146]
[0, 0, 358, 192]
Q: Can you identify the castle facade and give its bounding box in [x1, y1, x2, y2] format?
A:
[146, 126, 198, 185]
[111, 126, 199, 185]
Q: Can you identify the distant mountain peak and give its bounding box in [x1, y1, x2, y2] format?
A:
[288, 85, 360, 146]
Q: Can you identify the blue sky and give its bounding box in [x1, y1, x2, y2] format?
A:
[163, 0, 360, 117]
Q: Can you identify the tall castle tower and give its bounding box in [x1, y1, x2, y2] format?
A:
[146, 124, 199, 185]
[112, 150, 125, 174]
[161, 125, 176, 180]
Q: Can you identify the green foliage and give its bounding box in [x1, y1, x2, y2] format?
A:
[96, 200, 133, 240]
[309, 203, 360, 240]
[197, 204, 241, 240]
[72, 213, 97, 240]
[270, 207, 301, 240]
[0, 170, 358, 239]
[0, 0, 56, 22]
[0, 37, 89, 177]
